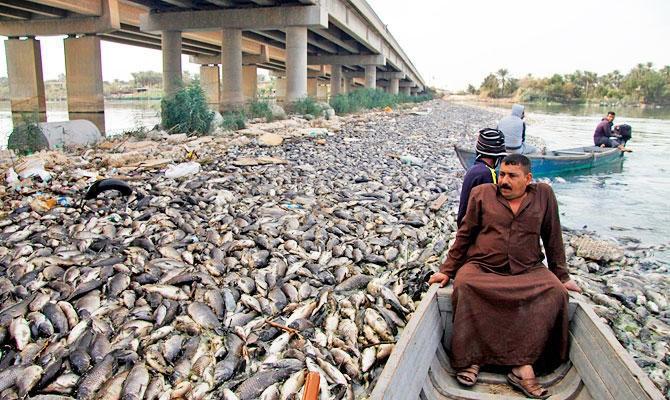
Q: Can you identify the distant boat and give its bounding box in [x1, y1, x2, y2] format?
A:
[370, 285, 665, 400]
[454, 145, 625, 177]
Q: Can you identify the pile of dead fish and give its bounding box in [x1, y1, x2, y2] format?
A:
[0, 101, 488, 399]
[562, 229, 670, 396]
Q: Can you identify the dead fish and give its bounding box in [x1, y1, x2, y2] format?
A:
[121, 362, 150, 400]
[10, 317, 31, 350]
[77, 352, 115, 400]
[187, 302, 222, 332]
[143, 285, 190, 300]
[235, 368, 299, 400]
[335, 274, 372, 292]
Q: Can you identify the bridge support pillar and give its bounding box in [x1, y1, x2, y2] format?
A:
[221, 28, 244, 110]
[330, 64, 342, 97]
[345, 77, 355, 94]
[365, 65, 376, 89]
[274, 77, 287, 101]
[162, 30, 182, 97]
[401, 86, 411, 96]
[243, 65, 257, 101]
[4, 38, 46, 124]
[200, 65, 220, 106]
[307, 77, 318, 98]
[286, 26, 307, 102]
[64, 35, 105, 132]
[316, 82, 328, 101]
[390, 78, 399, 95]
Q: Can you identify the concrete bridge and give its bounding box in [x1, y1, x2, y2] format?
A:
[0, 0, 425, 131]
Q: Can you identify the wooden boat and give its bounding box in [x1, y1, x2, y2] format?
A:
[371, 285, 664, 400]
[454, 145, 625, 177]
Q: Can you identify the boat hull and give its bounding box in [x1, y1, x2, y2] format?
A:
[454, 145, 625, 177]
[370, 285, 664, 400]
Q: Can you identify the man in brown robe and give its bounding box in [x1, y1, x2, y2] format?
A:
[429, 154, 581, 399]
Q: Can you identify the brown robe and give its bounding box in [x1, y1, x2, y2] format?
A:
[440, 182, 570, 370]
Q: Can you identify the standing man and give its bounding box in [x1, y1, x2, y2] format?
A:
[429, 154, 580, 399]
[457, 128, 507, 227]
[594, 111, 626, 150]
[498, 104, 537, 154]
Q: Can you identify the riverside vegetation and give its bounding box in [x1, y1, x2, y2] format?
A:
[1, 97, 668, 398]
[468, 63, 670, 106]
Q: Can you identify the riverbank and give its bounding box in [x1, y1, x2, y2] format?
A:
[0, 100, 668, 398]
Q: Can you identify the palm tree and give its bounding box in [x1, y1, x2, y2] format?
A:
[497, 68, 509, 96]
[583, 71, 598, 99]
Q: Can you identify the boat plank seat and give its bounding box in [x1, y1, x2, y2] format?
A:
[370, 285, 665, 400]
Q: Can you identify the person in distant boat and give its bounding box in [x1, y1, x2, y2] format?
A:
[593, 111, 627, 150]
[429, 154, 581, 399]
[456, 128, 507, 227]
[498, 104, 537, 154]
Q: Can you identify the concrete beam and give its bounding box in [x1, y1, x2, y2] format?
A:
[4, 38, 46, 117]
[399, 81, 418, 88]
[140, 5, 327, 33]
[344, 70, 405, 80]
[64, 35, 104, 114]
[0, 0, 120, 36]
[307, 54, 385, 66]
[189, 44, 270, 66]
[327, 0, 425, 87]
[312, 28, 359, 54]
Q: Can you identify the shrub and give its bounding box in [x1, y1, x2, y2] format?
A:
[290, 97, 322, 116]
[161, 82, 214, 135]
[221, 110, 246, 131]
[329, 94, 353, 114]
[7, 114, 48, 155]
[247, 100, 274, 121]
[329, 88, 433, 115]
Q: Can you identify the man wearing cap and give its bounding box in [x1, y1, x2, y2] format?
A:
[456, 128, 507, 227]
[429, 154, 581, 399]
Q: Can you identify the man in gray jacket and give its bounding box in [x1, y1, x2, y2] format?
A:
[498, 104, 537, 154]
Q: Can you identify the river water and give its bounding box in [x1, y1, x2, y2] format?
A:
[2, 100, 669, 263]
[503, 104, 670, 264]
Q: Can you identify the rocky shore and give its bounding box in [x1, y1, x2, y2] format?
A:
[0, 100, 668, 399]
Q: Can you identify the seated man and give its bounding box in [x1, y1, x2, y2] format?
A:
[594, 111, 627, 150]
[429, 154, 580, 399]
[498, 104, 537, 154]
[457, 128, 507, 227]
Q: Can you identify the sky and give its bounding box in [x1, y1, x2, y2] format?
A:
[1, 0, 669, 91]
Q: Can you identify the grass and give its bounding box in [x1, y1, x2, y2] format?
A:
[247, 100, 274, 121]
[329, 88, 434, 115]
[221, 110, 247, 131]
[161, 81, 214, 136]
[289, 97, 322, 116]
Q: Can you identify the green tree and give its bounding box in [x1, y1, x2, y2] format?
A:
[131, 71, 162, 87]
[480, 74, 500, 98]
[497, 68, 509, 96]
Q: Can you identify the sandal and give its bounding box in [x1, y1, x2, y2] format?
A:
[456, 365, 480, 387]
[507, 372, 549, 399]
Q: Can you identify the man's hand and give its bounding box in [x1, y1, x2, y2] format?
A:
[428, 272, 450, 287]
[563, 279, 581, 293]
